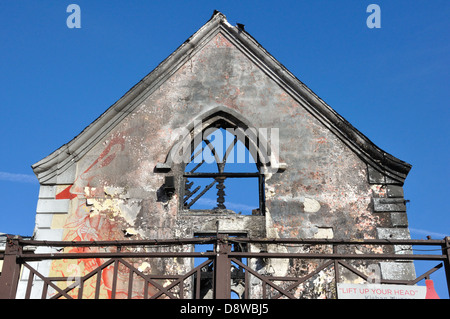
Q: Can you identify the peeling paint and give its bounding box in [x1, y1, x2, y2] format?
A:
[303, 198, 321, 213]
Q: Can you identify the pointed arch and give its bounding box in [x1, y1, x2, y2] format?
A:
[162, 106, 275, 215]
[163, 106, 278, 172]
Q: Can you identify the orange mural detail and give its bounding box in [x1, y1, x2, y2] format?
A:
[49, 132, 160, 299]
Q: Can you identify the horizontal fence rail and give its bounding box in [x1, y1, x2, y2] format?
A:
[0, 235, 449, 299]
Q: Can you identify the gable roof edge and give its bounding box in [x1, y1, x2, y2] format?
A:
[31, 11, 229, 184]
[219, 20, 412, 184]
[32, 11, 411, 185]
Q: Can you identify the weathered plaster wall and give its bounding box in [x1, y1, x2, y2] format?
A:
[27, 30, 413, 299]
[54, 32, 384, 242]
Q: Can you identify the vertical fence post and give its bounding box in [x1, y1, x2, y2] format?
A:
[333, 244, 340, 299]
[0, 235, 22, 299]
[443, 236, 450, 298]
[214, 235, 231, 299]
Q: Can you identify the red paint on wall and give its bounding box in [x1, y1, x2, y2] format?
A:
[55, 185, 76, 200]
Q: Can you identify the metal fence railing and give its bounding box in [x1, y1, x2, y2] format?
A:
[0, 235, 448, 299]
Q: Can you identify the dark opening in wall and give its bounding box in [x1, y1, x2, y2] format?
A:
[193, 233, 248, 299]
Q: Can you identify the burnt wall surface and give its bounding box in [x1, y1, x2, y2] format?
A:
[28, 17, 413, 298]
[57, 31, 409, 242]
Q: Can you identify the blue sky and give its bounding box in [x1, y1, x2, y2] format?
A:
[0, 1, 449, 297]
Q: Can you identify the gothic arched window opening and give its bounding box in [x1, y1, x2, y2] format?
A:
[183, 127, 265, 215]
